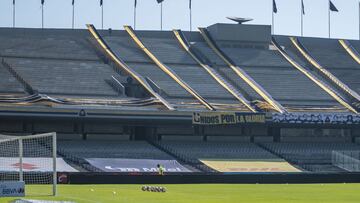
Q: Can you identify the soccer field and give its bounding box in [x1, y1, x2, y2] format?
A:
[2, 184, 360, 203]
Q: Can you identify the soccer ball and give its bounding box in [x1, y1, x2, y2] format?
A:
[150, 186, 156, 192]
[160, 187, 167, 193]
[141, 185, 167, 193]
[142, 186, 150, 191]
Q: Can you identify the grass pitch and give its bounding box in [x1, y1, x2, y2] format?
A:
[2, 184, 360, 203]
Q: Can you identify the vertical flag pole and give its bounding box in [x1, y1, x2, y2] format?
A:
[189, 0, 192, 31]
[161, 2, 163, 31]
[100, 0, 103, 30]
[328, 0, 331, 38]
[301, 0, 303, 36]
[72, 0, 75, 29]
[134, 0, 137, 30]
[328, 1, 338, 38]
[101, 4, 104, 30]
[272, 2, 274, 34]
[42, 2, 44, 29]
[13, 0, 15, 28]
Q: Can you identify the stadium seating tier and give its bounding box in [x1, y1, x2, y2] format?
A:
[5, 58, 121, 97]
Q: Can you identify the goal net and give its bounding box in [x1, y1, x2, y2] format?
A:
[0, 132, 57, 196]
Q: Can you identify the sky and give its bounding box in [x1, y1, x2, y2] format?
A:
[0, 0, 359, 39]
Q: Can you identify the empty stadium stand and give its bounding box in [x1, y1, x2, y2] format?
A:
[249, 36, 347, 112]
[58, 140, 172, 159]
[4, 58, 121, 97]
[271, 37, 357, 113]
[349, 40, 360, 64]
[0, 62, 24, 94]
[1, 25, 356, 112]
[260, 142, 360, 172]
[0, 29, 99, 61]
[198, 28, 286, 113]
[276, 37, 360, 107]
[301, 38, 360, 69]
[87, 25, 175, 110]
[0, 27, 170, 110]
[1, 23, 360, 175]
[125, 62, 193, 98]
[288, 37, 360, 104]
[154, 141, 286, 172]
[100, 30, 209, 110]
[156, 141, 278, 160]
[125, 26, 217, 111]
[299, 38, 360, 97]
[0, 29, 127, 98]
[0, 139, 51, 157]
[239, 66, 337, 107]
[173, 30, 257, 112]
[57, 140, 178, 172]
[136, 37, 233, 99]
[198, 31, 344, 111]
[189, 41, 263, 101]
[339, 40, 360, 66]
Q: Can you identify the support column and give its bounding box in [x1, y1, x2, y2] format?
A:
[269, 127, 281, 142]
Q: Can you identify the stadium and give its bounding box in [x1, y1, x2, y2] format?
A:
[1, 0, 360, 202]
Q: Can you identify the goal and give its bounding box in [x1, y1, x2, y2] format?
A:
[0, 132, 57, 196]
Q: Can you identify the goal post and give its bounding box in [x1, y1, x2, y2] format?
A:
[0, 132, 57, 197]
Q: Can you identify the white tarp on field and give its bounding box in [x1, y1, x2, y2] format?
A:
[0, 158, 78, 172]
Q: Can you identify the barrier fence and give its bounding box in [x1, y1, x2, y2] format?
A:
[64, 172, 360, 184]
[332, 151, 360, 172]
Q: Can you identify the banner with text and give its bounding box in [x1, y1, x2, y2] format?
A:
[200, 159, 301, 173]
[86, 158, 192, 173]
[193, 112, 267, 125]
[272, 113, 360, 125]
[0, 158, 78, 172]
[0, 181, 25, 197]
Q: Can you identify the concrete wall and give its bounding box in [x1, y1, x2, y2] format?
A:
[207, 23, 271, 43]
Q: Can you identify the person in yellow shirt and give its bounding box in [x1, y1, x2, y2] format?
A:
[157, 164, 164, 176]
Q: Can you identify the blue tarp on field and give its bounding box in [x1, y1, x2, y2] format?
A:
[86, 158, 192, 173]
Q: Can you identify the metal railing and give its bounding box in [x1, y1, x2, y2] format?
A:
[1, 58, 35, 95]
[86, 24, 175, 110]
[339, 39, 360, 65]
[198, 27, 286, 113]
[332, 151, 360, 172]
[272, 37, 358, 114]
[124, 25, 215, 111]
[173, 29, 257, 113]
[290, 37, 360, 104]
